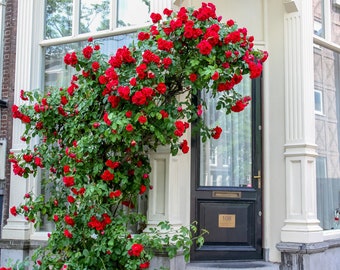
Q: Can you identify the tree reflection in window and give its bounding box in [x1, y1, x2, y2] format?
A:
[80, 0, 110, 34]
[45, 0, 73, 39]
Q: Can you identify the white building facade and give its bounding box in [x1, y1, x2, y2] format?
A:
[1, 0, 340, 269]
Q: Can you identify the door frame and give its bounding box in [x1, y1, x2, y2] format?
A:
[190, 76, 263, 261]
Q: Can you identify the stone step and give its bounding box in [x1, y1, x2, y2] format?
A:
[186, 261, 280, 270]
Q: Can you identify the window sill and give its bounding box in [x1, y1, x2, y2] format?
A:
[323, 229, 340, 241]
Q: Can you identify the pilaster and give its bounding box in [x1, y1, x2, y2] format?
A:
[2, 0, 36, 240]
[281, 0, 323, 242]
[147, 143, 191, 230]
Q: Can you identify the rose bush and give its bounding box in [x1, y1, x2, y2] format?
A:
[8, 2, 267, 269]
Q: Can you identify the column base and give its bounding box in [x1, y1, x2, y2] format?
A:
[1, 218, 31, 240]
[281, 220, 323, 243]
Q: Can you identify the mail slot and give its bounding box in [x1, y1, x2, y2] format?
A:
[218, 214, 236, 228]
[212, 191, 241, 198]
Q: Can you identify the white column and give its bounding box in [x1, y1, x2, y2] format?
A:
[281, 0, 323, 243]
[147, 143, 191, 230]
[2, 0, 36, 239]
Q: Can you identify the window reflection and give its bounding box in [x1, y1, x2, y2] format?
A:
[80, 0, 110, 34]
[117, 0, 150, 27]
[200, 77, 252, 188]
[45, 0, 73, 39]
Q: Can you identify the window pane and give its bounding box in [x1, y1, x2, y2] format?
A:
[315, 46, 340, 230]
[45, 0, 73, 39]
[313, 0, 325, 37]
[80, 0, 111, 34]
[331, 0, 340, 44]
[117, 0, 150, 27]
[200, 77, 252, 187]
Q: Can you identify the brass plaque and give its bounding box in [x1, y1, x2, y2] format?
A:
[212, 191, 241, 198]
[218, 214, 236, 228]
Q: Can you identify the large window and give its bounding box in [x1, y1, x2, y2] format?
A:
[39, 0, 154, 231]
[314, 0, 340, 231]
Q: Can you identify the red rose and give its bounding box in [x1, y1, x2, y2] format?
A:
[162, 57, 172, 69]
[63, 176, 75, 187]
[10, 206, 17, 216]
[93, 122, 100, 128]
[197, 40, 213, 55]
[128, 243, 144, 257]
[118, 86, 130, 100]
[109, 190, 122, 198]
[105, 160, 120, 169]
[101, 170, 114, 181]
[211, 126, 222, 139]
[67, 195, 75, 203]
[138, 115, 147, 124]
[125, 111, 133, 118]
[108, 95, 120, 108]
[23, 154, 33, 163]
[126, 124, 134, 132]
[64, 229, 73, 238]
[231, 96, 251, 112]
[103, 112, 112, 125]
[211, 71, 219, 80]
[64, 215, 75, 226]
[180, 140, 189, 154]
[160, 110, 168, 118]
[20, 89, 28, 101]
[82, 45, 93, 59]
[140, 262, 150, 269]
[150, 12, 162, 23]
[92, 61, 100, 72]
[189, 73, 197, 82]
[53, 215, 59, 222]
[156, 82, 167, 94]
[34, 157, 43, 168]
[139, 185, 147, 195]
[132, 91, 147, 106]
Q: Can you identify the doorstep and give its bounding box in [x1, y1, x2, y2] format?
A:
[186, 261, 280, 270]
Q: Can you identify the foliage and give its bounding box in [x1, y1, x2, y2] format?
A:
[8, 3, 267, 269]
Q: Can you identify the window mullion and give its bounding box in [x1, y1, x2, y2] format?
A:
[323, 0, 331, 40]
[110, 0, 117, 29]
[73, 0, 80, 36]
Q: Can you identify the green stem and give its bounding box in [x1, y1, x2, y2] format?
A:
[99, 256, 107, 270]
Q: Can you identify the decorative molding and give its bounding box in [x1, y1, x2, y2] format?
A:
[283, 0, 299, 13]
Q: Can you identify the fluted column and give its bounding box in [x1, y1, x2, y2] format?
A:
[2, 0, 36, 239]
[281, 0, 323, 243]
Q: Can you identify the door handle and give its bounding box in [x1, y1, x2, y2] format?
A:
[254, 170, 261, 189]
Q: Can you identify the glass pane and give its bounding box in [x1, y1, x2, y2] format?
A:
[80, 0, 111, 34]
[313, 0, 324, 37]
[117, 0, 150, 27]
[315, 46, 340, 230]
[45, 0, 73, 39]
[200, 77, 252, 187]
[331, 0, 340, 44]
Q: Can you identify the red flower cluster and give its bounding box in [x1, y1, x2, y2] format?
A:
[88, 213, 111, 231]
[128, 243, 144, 257]
[231, 96, 251, 112]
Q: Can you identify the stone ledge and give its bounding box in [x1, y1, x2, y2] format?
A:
[0, 239, 46, 250]
[276, 238, 340, 254]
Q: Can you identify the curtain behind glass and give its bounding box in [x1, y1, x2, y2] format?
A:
[200, 76, 252, 187]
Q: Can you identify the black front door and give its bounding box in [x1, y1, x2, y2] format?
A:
[191, 76, 262, 261]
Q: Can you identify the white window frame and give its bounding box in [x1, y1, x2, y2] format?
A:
[314, 89, 324, 115]
[28, 0, 172, 241]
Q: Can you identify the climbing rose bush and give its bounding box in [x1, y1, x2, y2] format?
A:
[9, 3, 267, 270]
